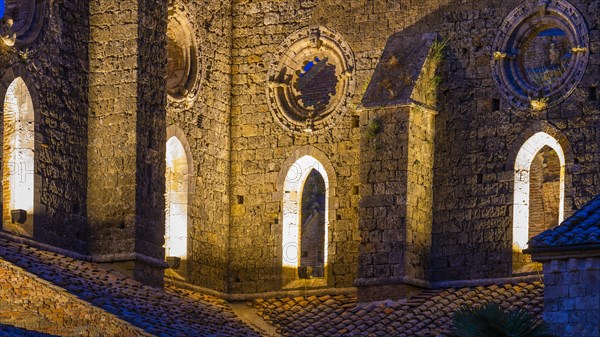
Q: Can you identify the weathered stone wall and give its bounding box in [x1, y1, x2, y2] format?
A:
[135, 0, 168, 283]
[226, 0, 600, 293]
[406, 106, 436, 281]
[529, 150, 561, 239]
[165, 0, 233, 292]
[543, 257, 600, 336]
[356, 105, 410, 300]
[86, 0, 167, 285]
[1, 0, 598, 295]
[87, 0, 140, 256]
[0, 0, 89, 252]
[0, 258, 147, 336]
[430, 0, 600, 281]
[228, 0, 359, 293]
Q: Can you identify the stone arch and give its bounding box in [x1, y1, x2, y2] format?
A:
[3, 77, 35, 235]
[164, 125, 194, 276]
[275, 146, 337, 286]
[0, 65, 41, 238]
[512, 132, 566, 249]
[508, 124, 573, 273]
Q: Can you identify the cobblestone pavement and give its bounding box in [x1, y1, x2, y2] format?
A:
[251, 282, 544, 337]
[0, 239, 260, 337]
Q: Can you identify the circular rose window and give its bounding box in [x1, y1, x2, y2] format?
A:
[0, 0, 47, 47]
[166, 9, 199, 101]
[267, 27, 355, 134]
[492, 0, 589, 110]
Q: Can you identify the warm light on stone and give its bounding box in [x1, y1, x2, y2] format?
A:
[281, 155, 329, 273]
[513, 132, 565, 250]
[165, 136, 188, 259]
[3, 77, 34, 236]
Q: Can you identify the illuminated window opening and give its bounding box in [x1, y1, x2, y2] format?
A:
[2, 77, 34, 236]
[165, 136, 189, 265]
[282, 156, 329, 280]
[513, 132, 565, 273]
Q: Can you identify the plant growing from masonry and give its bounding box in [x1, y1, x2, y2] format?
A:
[446, 303, 555, 337]
[422, 35, 450, 106]
[364, 118, 381, 139]
[530, 97, 549, 111]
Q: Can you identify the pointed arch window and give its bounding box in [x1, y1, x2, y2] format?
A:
[282, 156, 329, 280]
[2, 77, 35, 236]
[513, 132, 565, 273]
[165, 136, 189, 272]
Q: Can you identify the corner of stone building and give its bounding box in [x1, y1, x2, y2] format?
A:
[355, 31, 442, 301]
[86, 0, 168, 287]
[529, 251, 600, 337]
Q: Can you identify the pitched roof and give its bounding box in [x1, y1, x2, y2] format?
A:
[252, 282, 543, 337]
[529, 195, 600, 248]
[0, 238, 260, 337]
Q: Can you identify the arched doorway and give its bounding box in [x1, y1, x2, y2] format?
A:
[282, 155, 329, 282]
[513, 132, 565, 273]
[2, 77, 34, 237]
[165, 136, 189, 277]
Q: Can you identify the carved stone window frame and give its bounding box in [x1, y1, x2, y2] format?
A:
[0, 0, 47, 47]
[267, 26, 355, 134]
[492, 0, 589, 110]
[166, 3, 201, 104]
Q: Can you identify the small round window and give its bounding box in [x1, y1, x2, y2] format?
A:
[522, 28, 571, 90]
[166, 10, 199, 101]
[267, 27, 355, 134]
[0, 0, 47, 47]
[492, 0, 589, 110]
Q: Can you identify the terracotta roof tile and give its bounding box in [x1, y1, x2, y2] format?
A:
[530, 194, 600, 248]
[252, 282, 543, 336]
[0, 239, 259, 337]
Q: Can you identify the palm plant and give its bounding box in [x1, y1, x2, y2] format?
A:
[446, 303, 555, 337]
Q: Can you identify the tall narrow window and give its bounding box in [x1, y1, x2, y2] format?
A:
[528, 147, 561, 239]
[300, 169, 326, 278]
[165, 136, 188, 276]
[282, 156, 329, 281]
[3, 77, 34, 237]
[513, 132, 565, 273]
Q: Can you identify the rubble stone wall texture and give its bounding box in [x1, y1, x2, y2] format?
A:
[0, 0, 89, 252]
[86, 0, 167, 286]
[228, 1, 381, 292]
[0, 0, 598, 296]
[225, 0, 600, 293]
[543, 258, 600, 336]
[87, 0, 140, 256]
[406, 106, 436, 281]
[0, 259, 146, 336]
[430, 0, 600, 282]
[358, 106, 410, 283]
[165, 0, 233, 292]
[134, 0, 168, 282]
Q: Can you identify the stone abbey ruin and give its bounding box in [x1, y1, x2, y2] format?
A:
[1, 0, 600, 336]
